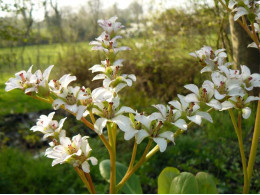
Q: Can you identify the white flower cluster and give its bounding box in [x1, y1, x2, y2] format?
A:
[31, 112, 97, 173]
[190, 46, 260, 119]
[228, 0, 260, 48]
[5, 16, 260, 159]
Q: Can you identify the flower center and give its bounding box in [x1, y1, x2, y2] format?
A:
[68, 144, 77, 154]
[66, 92, 77, 105]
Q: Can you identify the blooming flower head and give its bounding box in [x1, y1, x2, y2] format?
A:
[169, 94, 213, 125]
[5, 65, 37, 93]
[221, 95, 260, 119]
[45, 134, 98, 173]
[30, 112, 66, 140]
[97, 16, 124, 34]
[134, 113, 175, 152]
[49, 74, 76, 94]
[189, 46, 228, 73]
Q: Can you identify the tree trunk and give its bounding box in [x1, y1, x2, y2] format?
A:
[229, 14, 260, 73]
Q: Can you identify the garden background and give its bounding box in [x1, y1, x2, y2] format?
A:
[0, 0, 259, 193]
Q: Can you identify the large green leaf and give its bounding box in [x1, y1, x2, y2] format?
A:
[169, 172, 199, 194]
[195, 172, 218, 194]
[158, 167, 180, 194]
[99, 159, 142, 194]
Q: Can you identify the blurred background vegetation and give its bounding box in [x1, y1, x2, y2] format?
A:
[0, 0, 259, 193]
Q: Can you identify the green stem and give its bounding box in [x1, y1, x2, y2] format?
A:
[75, 167, 92, 193]
[127, 141, 138, 172]
[116, 139, 152, 193]
[247, 98, 260, 186]
[107, 123, 117, 194]
[85, 172, 96, 194]
[228, 109, 249, 193]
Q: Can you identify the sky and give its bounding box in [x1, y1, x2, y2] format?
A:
[1, 0, 213, 21]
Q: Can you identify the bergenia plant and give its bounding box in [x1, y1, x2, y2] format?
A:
[5, 11, 260, 194]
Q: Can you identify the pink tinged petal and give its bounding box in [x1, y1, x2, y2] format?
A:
[60, 137, 71, 146]
[233, 7, 249, 21]
[242, 107, 251, 119]
[57, 117, 66, 131]
[94, 118, 108, 135]
[240, 65, 251, 79]
[187, 115, 202, 125]
[168, 100, 182, 111]
[88, 157, 98, 166]
[113, 59, 124, 66]
[196, 111, 213, 123]
[59, 74, 76, 88]
[112, 115, 132, 132]
[206, 99, 222, 110]
[214, 90, 226, 100]
[89, 41, 102, 46]
[158, 131, 174, 143]
[82, 161, 90, 173]
[201, 66, 213, 73]
[153, 104, 167, 118]
[52, 99, 66, 110]
[116, 106, 135, 116]
[72, 134, 82, 149]
[52, 159, 64, 166]
[185, 93, 199, 103]
[184, 84, 199, 96]
[136, 130, 150, 144]
[228, 87, 245, 97]
[76, 106, 86, 120]
[173, 119, 188, 130]
[228, 0, 237, 9]
[128, 74, 136, 81]
[135, 114, 152, 129]
[89, 65, 106, 73]
[124, 129, 138, 140]
[115, 83, 127, 93]
[25, 87, 37, 94]
[221, 101, 235, 110]
[153, 137, 167, 152]
[244, 96, 260, 104]
[248, 42, 258, 48]
[150, 112, 165, 121]
[43, 65, 54, 80]
[65, 104, 78, 114]
[114, 46, 131, 53]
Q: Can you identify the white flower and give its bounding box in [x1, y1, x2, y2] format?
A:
[190, 46, 228, 73]
[169, 94, 213, 125]
[240, 65, 260, 91]
[184, 82, 222, 110]
[233, 7, 249, 21]
[210, 71, 244, 100]
[45, 134, 98, 173]
[221, 95, 260, 119]
[5, 65, 37, 93]
[134, 113, 174, 152]
[93, 97, 135, 134]
[97, 16, 124, 34]
[150, 104, 188, 130]
[30, 112, 66, 139]
[49, 74, 76, 94]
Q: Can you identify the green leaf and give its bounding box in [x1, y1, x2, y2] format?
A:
[99, 159, 142, 194]
[169, 172, 199, 194]
[195, 172, 218, 194]
[158, 167, 180, 194]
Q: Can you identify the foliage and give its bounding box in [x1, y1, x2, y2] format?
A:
[99, 160, 142, 194]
